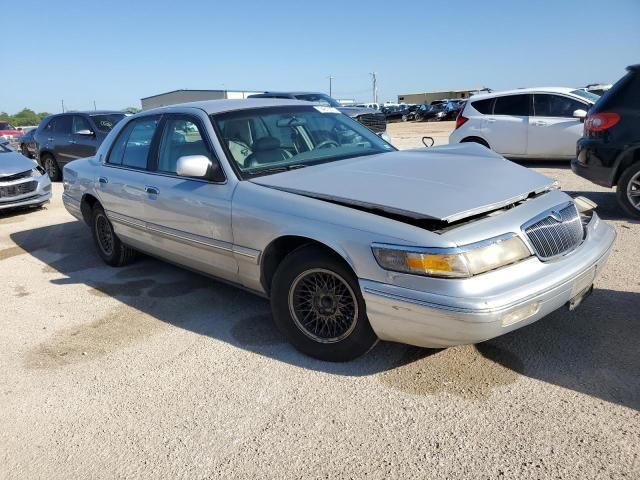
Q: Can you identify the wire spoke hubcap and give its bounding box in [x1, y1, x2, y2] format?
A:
[96, 214, 114, 256]
[288, 268, 358, 344]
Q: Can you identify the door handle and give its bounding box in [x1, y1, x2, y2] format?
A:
[486, 118, 496, 123]
[68, 139, 76, 144]
[534, 121, 548, 126]
[47, 137, 54, 142]
[145, 185, 159, 195]
[98, 177, 108, 184]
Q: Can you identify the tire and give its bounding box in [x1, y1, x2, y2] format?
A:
[415, 114, 423, 122]
[402, 114, 409, 122]
[270, 245, 378, 361]
[90, 204, 137, 267]
[41, 153, 61, 181]
[616, 162, 640, 219]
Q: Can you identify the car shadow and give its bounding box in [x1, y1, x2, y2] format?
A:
[9, 221, 640, 410]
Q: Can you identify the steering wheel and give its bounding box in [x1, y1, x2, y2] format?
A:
[315, 140, 340, 150]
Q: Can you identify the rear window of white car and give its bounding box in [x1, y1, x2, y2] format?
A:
[471, 98, 494, 114]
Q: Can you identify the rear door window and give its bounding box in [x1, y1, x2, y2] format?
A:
[471, 98, 494, 114]
[54, 115, 72, 134]
[493, 94, 531, 116]
[107, 116, 160, 168]
[533, 94, 587, 117]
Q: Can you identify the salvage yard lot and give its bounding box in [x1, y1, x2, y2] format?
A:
[1, 121, 639, 479]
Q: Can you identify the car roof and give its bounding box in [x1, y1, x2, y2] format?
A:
[50, 110, 125, 116]
[469, 87, 580, 101]
[142, 98, 313, 115]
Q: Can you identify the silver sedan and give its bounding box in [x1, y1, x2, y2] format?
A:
[0, 140, 52, 211]
[62, 99, 615, 361]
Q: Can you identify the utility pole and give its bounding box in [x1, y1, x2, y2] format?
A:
[369, 72, 378, 104]
[328, 75, 333, 97]
[93, 100, 97, 111]
[61, 99, 65, 113]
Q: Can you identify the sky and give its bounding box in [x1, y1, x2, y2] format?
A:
[1, 0, 639, 114]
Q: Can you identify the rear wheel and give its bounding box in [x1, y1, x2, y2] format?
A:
[271, 246, 378, 361]
[616, 162, 640, 219]
[91, 204, 137, 266]
[41, 154, 61, 181]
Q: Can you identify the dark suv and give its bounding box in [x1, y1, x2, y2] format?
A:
[572, 64, 640, 218]
[248, 92, 388, 136]
[34, 111, 126, 180]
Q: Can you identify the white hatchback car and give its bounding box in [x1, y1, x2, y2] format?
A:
[449, 87, 600, 159]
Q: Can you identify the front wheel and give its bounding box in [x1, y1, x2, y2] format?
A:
[616, 162, 640, 219]
[91, 204, 137, 266]
[271, 246, 378, 361]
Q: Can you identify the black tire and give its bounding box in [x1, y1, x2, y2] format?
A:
[41, 153, 61, 181]
[616, 162, 640, 219]
[270, 245, 378, 362]
[90, 204, 137, 267]
[415, 114, 423, 122]
[461, 136, 490, 149]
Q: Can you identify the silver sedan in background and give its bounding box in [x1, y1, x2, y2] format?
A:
[0, 140, 52, 211]
[62, 99, 615, 361]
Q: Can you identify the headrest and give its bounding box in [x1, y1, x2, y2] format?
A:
[253, 136, 280, 151]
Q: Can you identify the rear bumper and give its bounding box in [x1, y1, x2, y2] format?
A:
[572, 139, 621, 188]
[361, 214, 616, 348]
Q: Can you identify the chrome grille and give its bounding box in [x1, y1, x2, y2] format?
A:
[357, 113, 387, 133]
[0, 169, 32, 182]
[0, 180, 37, 198]
[524, 203, 584, 260]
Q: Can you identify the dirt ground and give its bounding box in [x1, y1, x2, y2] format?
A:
[1, 121, 639, 479]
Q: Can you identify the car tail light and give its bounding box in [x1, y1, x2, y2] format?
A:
[455, 113, 468, 130]
[585, 112, 620, 132]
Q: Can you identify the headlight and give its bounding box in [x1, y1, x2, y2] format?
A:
[372, 234, 531, 278]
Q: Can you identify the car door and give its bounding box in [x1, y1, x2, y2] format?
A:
[482, 94, 531, 156]
[96, 115, 162, 247]
[141, 113, 238, 282]
[528, 94, 589, 158]
[71, 115, 99, 159]
[47, 115, 74, 166]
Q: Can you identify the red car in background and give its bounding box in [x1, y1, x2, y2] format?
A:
[0, 121, 23, 149]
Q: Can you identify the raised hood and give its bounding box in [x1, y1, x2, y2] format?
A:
[250, 143, 556, 223]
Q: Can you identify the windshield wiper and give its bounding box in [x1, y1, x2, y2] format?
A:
[245, 164, 307, 177]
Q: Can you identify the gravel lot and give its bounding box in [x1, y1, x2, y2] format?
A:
[1, 121, 638, 479]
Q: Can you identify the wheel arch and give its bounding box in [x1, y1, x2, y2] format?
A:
[460, 136, 490, 149]
[611, 145, 640, 186]
[260, 235, 356, 295]
[80, 193, 100, 225]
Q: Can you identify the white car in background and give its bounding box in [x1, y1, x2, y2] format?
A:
[449, 87, 600, 160]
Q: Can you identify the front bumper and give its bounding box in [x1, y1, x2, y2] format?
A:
[361, 214, 616, 348]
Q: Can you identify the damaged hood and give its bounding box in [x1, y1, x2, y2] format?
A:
[250, 143, 556, 223]
[0, 151, 37, 177]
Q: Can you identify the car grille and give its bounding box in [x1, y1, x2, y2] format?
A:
[0, 180, 38, 199]
[524, 203, 584, 260]
[357, 113, 387, 133]
[0, 169, 32, 182]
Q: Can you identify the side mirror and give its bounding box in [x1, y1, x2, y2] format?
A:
[76, 129, 95, 136]
[573, 109, 587, 120]
[176, 155, 211, 178]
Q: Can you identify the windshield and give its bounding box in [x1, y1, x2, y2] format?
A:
[570, 89, 600, 103]
[294, 94, 342, 108]
[91, 113, 126, 132]
[212, 105, 395, 178]
[0, 122, 16, 130]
